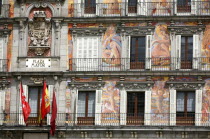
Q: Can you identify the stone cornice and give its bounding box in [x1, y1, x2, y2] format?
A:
[168, 25, 205, 34]
[68, 81, 105, 90]
[167, 81, 205, 90]
[70, 27, 107, 36]
[117, 26, 155, 36]
[116, 81, 154, 90]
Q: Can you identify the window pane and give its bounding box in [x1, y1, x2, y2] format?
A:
[187, 92, 195, 112]
[130, 37, 145, 62]
[177, 92, 185, 112]
[78, 93, 86, 117]
[127, 93, 135, 115]
[137, 93, 145, 115]
[128, 0, 137, 6]
[187, 36, 193, 61]
[29, 88, 39, 117]
[127, 92, 145, 116]
[88, 92, 95, 117]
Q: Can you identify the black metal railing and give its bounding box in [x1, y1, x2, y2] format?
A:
[69, 57, 210, 71]
[69, 1, 210, 17]
[0, 113, 209, 127]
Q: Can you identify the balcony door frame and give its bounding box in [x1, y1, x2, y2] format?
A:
[120, 88, 151, 126]
[175, 0, 197, 15]
[169, 87, 203, 126]
[128, 35, 152, 70]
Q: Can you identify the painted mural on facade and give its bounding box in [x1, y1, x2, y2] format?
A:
[102, 25, 122, 68]
[101, 81, 120, 123]
[68, 24, 73, 70]
[65, 88, 72, 123]
[200, 0, 210, 14]
[102, 0, 121, 15]
[151, 23, 171, 70]
[5, 89, 11, 123]
[9, 0, 14, 18]
[152, 0, 171, 15]
[151, 78, 170, 125]
[201, 25, 210, 69]
[202, 79, 210, 124]
[7, 25, 13, 71]
[68, 0, 74, 17]
[125, 22, 147, 27]
[175, 77, 197, 82]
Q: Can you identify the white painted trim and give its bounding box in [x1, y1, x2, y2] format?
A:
[95, 90, 102, 125]
[120, 89, 127, 125]
[193, 34, 199, 69]
[170, 89, 176, 126]
[144, 90, 151, 125]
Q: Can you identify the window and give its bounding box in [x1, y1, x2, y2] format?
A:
[77, 91, 95, 125]
[181, 36, 193, 69]
[128, 0, 137, 13]
[176, 91, 195, 125]
[127, 92, 145, 125]
[75, 36, 99, 71]
[28, 86, 45, 125]
[84, 0, 96, 14]
[177, 0, 191, 13]
[130, 36, 146, 69]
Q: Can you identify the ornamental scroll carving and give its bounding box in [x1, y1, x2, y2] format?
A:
[28, 11, 52, 56]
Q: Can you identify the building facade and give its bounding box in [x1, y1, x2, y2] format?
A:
[0, 0, 210, 138]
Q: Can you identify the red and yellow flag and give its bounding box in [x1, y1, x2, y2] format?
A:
[41, 80, 50, 119]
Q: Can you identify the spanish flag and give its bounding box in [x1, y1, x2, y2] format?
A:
[41, 80, 50, 119]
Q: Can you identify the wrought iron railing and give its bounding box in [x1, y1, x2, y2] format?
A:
[0, 113, 209, 127]
[69, 1, 210, 17]
[69, 57, 210, 71]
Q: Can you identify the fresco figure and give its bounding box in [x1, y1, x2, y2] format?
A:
[202, 25, 210, 65]
[101, 81, 120, 121]
[201, 0, 210, 14]
[102, 25, 122, 66]
[152, 0, 171, 15]
[151, 24, 170, 66]
[103, 0, 120, 14]
[202, 79, 210, 124]
[151, 80, 169, 124]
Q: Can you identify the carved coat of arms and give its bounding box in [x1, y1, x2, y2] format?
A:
[28, 11, 51, 56]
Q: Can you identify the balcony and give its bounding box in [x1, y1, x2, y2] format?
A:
[68, 57, 210, 72]
[0, 113, 209, 127]
[69, 1, 210, 18]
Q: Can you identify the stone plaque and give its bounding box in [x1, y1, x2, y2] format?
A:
[26, 58, 51, 68]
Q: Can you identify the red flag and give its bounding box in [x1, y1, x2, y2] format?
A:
[41, 80, 50, 119]
[20, 82, 31, 124]
[50, 89, 57, 136]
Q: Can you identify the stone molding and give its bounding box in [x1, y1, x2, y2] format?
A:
[117, 26, 155, 36]
[70, 27, 107, 37]
[68, 82, 105, 90]
[168, 25, 205, 35]
[116, 81, 154, 90]
[167, 81, 205, 90]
